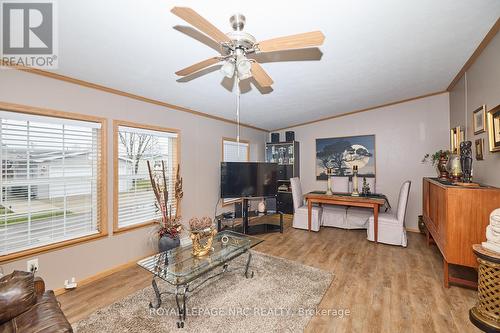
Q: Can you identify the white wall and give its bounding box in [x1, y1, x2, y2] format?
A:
[275, 93, 450, 231]
[0, 69, 267, 289]
[449, 31, 500, 187]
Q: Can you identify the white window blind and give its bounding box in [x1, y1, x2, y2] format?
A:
[223, 139, 249, 162]
[223, 139, 249, 203]
[0, 111, 103, 255]
[117, 125, 178, 229]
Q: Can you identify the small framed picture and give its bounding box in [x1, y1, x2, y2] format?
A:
[475, 138, 484, 160]
[487, 104, 500, 153]
[473, 105, 486, 135]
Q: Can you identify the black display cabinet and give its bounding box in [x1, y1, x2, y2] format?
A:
[265, 141, 300, 214]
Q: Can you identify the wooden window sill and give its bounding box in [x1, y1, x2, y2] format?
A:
[113, 221, 156, 234]
[0, 231, 109, 264]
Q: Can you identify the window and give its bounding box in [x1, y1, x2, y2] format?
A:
[0, 110, 105, 257]
[223, 138, 249, 163]
[115, 122, 179, 231]
[222, 138, 249, 204]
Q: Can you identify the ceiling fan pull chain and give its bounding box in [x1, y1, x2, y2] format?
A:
[236, 76, 241, 157]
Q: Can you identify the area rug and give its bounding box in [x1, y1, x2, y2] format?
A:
[73, 251, 333, 333]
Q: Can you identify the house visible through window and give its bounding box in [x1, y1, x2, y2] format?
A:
[222, 138, 249, 204]
[116, 125, 178, 230]
[0, 110, 103, 255]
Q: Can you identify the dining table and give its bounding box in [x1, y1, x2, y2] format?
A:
[304, 191, 389, 243]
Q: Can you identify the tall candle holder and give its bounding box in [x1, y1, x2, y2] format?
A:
[326, 167, 333, 195]
[351, 165, 360, 197]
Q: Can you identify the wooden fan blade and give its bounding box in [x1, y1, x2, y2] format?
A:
[251, 62, 273, 87]
[257, 31, 325, 52]
[171, 7, 231, 44]
[175, 57, 221, 76]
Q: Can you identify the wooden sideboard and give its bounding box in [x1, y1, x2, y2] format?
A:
[422, 177, 500, 288]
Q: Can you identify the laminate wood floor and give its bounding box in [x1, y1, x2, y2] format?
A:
[58, 220, 479, 332]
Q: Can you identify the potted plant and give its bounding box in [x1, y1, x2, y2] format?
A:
[422, 150, 451, 180]
[147, 161, 184, 253]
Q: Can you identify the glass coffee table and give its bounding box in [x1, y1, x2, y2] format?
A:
[137, 230, 263, 328]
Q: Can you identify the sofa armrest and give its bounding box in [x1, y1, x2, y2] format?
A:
[0, 271, 37, 324]
[34, 276, 45, 296]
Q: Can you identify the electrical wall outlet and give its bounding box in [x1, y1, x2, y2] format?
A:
[64, 277, 77, 289]
[27, 258, 39, 273]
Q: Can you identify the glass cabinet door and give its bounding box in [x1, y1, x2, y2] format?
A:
[266, 143, 294, 165]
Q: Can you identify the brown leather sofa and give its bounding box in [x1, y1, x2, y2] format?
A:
[0, 270, 72, 333]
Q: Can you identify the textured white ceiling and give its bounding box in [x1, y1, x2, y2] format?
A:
[55, 0, 500, 130]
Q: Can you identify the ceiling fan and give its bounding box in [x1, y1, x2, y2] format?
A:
[172, 7, 325, 89]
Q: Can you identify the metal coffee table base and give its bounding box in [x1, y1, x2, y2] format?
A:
[149, 251, 254, 328]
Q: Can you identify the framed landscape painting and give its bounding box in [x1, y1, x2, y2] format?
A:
[316, 134, 376, 180]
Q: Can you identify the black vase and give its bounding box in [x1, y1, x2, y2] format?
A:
[158, 235, 180, 253]
[418, 215, 426, 234]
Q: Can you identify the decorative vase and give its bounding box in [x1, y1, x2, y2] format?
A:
[418, 215, 426, 234]
[437, 153, 449, 180]
[158, 235, 180, 253]
[447, 154, 462, 182]
[190, 227, 217, 257]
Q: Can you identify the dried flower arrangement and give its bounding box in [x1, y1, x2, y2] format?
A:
[188, 217, 216, 257]
[188, 217, 213, 232]
[147, 160, 183, 239]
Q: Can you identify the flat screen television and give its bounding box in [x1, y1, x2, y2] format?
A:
[221, 162, 278, 198]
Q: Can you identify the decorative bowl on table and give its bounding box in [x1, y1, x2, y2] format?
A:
[189, 217, 217, 257]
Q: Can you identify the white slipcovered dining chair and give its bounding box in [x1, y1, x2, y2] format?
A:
[344, 207, 371, 229]
[367, 181, 411, 247]
[290, 177, 322, 232]
[345, 178, 377, 229]
[321, 176, 348, 228]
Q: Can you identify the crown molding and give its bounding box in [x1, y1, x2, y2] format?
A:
[447, 17, 500, 92]
[0, 60, 269, 133]
[270, 91, 447, 132]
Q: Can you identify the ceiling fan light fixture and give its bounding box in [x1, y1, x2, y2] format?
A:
[236, 55, 252, 80]
[220, 59, 235, 78]
[236, 56, 252, 73]
[237, 70, 253, 80]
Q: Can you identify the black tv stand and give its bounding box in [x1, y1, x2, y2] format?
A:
[216, 198, 283, 235]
